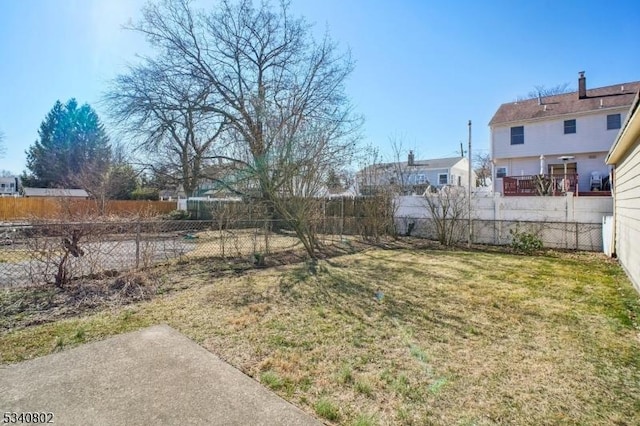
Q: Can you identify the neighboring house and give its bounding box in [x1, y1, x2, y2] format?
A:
[490, 72, 640, 195]
[159, 185, 186, 201]
[22, 187, 89, 198]
[357, 153, 475, 195]
[194, 162, 249, 198]
[605, 91, 640, 292]
[0, 176, 19, 196]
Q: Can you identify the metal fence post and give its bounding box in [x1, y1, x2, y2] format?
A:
[470, 219, 474, 244]
[264, 219, 270, 255]
[340, 196, 344, 237]
[135, 221, 141, 269]
[575, 222, 579, 250]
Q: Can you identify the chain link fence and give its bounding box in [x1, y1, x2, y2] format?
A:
[396, 218, 603, 251]
[1, 214, 605, 287]
[0, 217, 387, 288]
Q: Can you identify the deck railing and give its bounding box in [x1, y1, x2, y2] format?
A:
[503, 174, 578, 196]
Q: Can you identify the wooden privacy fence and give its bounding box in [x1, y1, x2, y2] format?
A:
[186, 196, 394, 220]
[0, 198, 177, 221]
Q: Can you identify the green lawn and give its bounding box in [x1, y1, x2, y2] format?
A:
[1, 247, 639, 425]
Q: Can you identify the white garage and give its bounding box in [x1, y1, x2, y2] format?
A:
[607, 93, 640, 292]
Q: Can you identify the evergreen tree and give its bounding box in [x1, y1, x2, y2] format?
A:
[106, 163, 139, 200]
[23, 99, 111, 189]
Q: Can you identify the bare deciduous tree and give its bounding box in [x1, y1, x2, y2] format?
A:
[389, 135, 413, 195]
[119, 0, 361, 259]
[474, 152, 491, 187]
[357, 145, 407, 196]
[517, 83, 572, 101]
[356, 147, 397, 241]
[106, 59, 225, 197]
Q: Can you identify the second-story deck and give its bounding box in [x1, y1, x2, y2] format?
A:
[502, 173, 610, 196]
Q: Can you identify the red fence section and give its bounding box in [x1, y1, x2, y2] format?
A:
[503, 174, 578, 196]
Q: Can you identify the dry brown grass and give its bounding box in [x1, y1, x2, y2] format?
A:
[1, 247, 639, 425]
[186, 228, 303, 258]
[0, 249, 31, 263]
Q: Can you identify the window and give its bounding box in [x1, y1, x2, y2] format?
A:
[438, 173, 448, 185]
[416, 174, 427, 184]
[607, 114, 621, 130]
[496, 167, 507, 178]
[510, 126, 524, 145]
[564, 119, 576, 134]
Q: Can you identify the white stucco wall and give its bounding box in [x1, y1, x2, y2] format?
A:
[395, 194, 612, 250]
[396, 194, 612, 223]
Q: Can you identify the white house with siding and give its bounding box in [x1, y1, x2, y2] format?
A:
[0, 176, 19, 196]
[490, 72, 640, 195]
[606, 92, 640, 292]
[357, 154, 475, 195]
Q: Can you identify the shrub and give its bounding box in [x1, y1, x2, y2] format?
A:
[510, 226, 543, 254]
[167, 209, 191, 220]
[253, 252, 266, 267]
[131, 187, 159, 201]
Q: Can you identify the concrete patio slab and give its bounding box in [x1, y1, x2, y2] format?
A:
[0, 325, 322, 426]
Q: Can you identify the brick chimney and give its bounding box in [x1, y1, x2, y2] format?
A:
[408, 150, 415, 166]
[578, 71, 587, 99]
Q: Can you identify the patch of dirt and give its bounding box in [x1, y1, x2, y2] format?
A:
[0, 270, 160, 332]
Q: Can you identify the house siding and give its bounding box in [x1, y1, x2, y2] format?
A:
[491, 108, 627, 193]
[492, 108, 628, 160]
[450, 163, 470, 186]
[0, 177, 19, 195]
[614, 135, 640, 291]
[356, 157, 475, 195]
[406, 169, 449, 186]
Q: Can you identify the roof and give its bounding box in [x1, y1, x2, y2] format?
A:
[607, 92, 640, 165]
[23, 187, 89, 197]
[364, 156, 466, 172]
[490, 81, 640, 126]
[410, 156, 466, 169]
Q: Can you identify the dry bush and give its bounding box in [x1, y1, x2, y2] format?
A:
[421, 186, 469, 246]
[356, 195, 396, 242]
[22, 198, 169, 287]
[109, 271, 156, 301]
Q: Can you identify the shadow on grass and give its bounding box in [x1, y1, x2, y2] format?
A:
[277, 252, 477, 339]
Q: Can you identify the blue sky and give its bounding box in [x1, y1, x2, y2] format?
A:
[1, 0, 639, 175]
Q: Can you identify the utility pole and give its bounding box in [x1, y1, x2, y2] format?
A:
[468, 120, 472, 248]
[460, 142, 464, 157]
